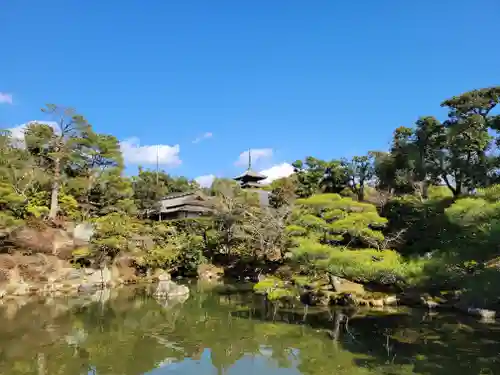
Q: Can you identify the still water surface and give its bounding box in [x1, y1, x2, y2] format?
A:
[0, 284, 499, 375]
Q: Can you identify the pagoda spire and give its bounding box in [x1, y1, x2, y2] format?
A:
[233, 148, 267, 189]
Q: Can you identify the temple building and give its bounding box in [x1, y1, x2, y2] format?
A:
[234, 150, 270, 206]
[153, 192, 215, 221]
[233, 150, 267, 188]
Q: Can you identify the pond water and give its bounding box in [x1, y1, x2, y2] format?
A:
[1, 284, 499, 375]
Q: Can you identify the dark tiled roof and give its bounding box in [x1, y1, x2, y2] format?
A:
[157, 192, 214, 213]
[234, 169, 267, 181]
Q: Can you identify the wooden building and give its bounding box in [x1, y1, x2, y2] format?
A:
[153, 192, 214, 221]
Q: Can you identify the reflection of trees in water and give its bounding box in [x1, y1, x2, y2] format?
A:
[0, 288, 499, 375]
[234, 301, 500, 375]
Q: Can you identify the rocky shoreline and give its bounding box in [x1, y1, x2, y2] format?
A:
[0, 253, 187, 300]
[0, 251, 497, 323]
[252, 275, 499, 322]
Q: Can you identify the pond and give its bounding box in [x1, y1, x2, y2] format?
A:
[0, 283, 499, 375]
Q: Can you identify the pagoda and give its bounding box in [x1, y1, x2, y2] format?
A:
[233, 150, 267, 189]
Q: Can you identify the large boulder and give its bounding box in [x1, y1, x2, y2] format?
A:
[73, 222, 94, 246]
[197, 264, 224, 282]
[78, 266, 112, 291]
[154, 272, 189, 298]
[329, 275, 365, 295]
[9, 226, 75, 256]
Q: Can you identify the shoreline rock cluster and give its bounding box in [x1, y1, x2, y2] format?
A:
[0, 252, 190, 302]
[253, 274, 498, 322]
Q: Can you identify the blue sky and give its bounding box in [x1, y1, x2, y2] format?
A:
[1, 1, 499, 186]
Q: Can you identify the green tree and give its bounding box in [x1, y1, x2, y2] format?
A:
[132, 168, 198, 217]
[290, 193, 387, 248]
[67, 132, 123, 218]
[268, 176, 297, 208]
[25, 105, 93, 219]
[292, 157, 347, 197]
[440, 87, 500, 192]
[342, 154, 374, 201]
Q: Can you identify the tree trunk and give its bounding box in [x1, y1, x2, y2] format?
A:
[357, 185, 365, 202]
[49, 157, 61, 220]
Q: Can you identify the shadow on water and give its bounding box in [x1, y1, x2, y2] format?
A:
[0, 285, 499, 375]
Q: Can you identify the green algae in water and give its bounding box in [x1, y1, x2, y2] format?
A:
[1, 286, 500, 375]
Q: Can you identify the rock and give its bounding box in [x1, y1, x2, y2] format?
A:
[11, 282, 31, 296]
[467, 307, 496, 321]
[52, 229, 75, 257]
[399, 292, 422, 306]
[154, 280, 189, 298]
[85, 267, 112, 287]
[329, 275, 365, 295]
[370, 298, 385, 307]
[197, 264, 224, 282]
[157, 272, 171, 282]
[384, 295, 398, 305]
[154, 272, 189, 298]
[78, 283, 98, 293]
[167, 283, 190, 297]
[64, 268, 85, 281]
[73, 223, 94, 243]
[300, 290, 345, 306]
[0, 289, 5, 299]
[421, 297, 440, 309]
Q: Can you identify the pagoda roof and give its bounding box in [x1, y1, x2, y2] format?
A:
[234, 169, 267, 181]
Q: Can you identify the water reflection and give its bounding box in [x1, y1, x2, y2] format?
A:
[0, 285, 499, 375]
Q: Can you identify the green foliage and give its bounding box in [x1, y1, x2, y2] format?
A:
[476, 184, 500, 202]
[285, 193, 403, 285]
[91, 213, 138, 260]
[290, 237, 427, 286]
[253, 276, 285, 295]
[292, 157, 348, 197]
[268, 176, 297, 208]
[25, 191, 50, 218]
[293, 193, 387, 248]
[0, 182, 26, 217]
[133, 223, 206, 275]
[132, 168, 197, 215]
[342, 154, 375, 201]
[4, 89, 500, 307]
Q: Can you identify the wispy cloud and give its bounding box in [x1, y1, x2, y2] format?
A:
[0, 92, 13, 105]
[235, 148, 273, 167]
[195, 174, 216, 188]
[120, 137, 181, 167]
[192, 132, 213, 144]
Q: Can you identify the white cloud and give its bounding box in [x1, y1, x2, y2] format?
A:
[192, 132, 213, 144]
[260, 162, 295, 184]
[0, 92, 13, 104]
[195, 174, 215, 188]
[120, 137, 181, 167]
[8, 123, 28, 140]
[235, 148, 273, 167]
[7, 121, 58, 147]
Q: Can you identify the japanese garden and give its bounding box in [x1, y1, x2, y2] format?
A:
[2, 87, 500, 374]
